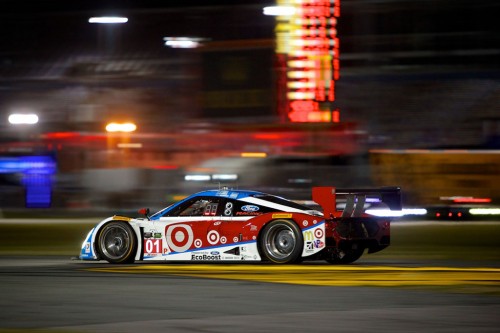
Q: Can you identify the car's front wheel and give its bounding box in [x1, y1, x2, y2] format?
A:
[259, 219, 303, 264]
[97, 222, 137, 264]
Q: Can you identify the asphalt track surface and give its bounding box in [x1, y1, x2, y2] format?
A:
[0, 255, 499, 333]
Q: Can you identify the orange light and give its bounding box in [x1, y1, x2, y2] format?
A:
[240, 152, 267, 158]
[332, 109, 340, 123]
[105, 122, 137, 133]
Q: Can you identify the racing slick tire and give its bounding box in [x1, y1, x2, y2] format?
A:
[97, 221, 137, 264]
[259, 219, 303, 264]
[325, 247, 364, 265]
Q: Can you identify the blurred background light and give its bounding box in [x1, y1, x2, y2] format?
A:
[185, 175, 211, 182]
[263, 6, 296, 16]
[240, 152, 267, 158]
[212, 174, 238, 181]
[105, 122, 137, 133]
[8, 114, 39, 125]
[88, 16, 128, 24]
[469, 208, 500, 216]
[366, 208, 428, 217]
[163, 37, 204, 49]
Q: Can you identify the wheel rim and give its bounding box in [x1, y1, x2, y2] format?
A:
[100, 224, 131, 260]
[264, 224, 296, 260]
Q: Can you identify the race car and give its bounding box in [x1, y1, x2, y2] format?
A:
[80, 186, 401, 264]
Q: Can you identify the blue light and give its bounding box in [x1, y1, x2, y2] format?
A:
[0, 155, 56, 208]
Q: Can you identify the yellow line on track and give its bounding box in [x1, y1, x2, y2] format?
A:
[87, 265, 500, 288]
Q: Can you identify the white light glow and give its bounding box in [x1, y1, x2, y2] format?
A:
[89, 17, 128, 24]
[105, 122, 137, 133]
[164, 37, 203, 49]
[287, 60, 315, 68]
[287, 81, 316, 89]
[287, 91, 315, 100]
[263, 6, 296, 16]
[184, 175, 211, 181]
[366, 208, 428, 217]
[212, 174, 238, 181]
[469, 208, 500, 215]
[287, 71, 316, 79]
[117, 143, 143, 149]
[8, 113, 39, 125]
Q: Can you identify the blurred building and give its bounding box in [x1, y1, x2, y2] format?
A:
[0, 0, 498, 209]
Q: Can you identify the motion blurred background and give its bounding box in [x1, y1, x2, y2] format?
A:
[0, 0, 498, 215]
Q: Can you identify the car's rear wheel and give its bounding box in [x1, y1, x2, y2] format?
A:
[97, 222, 137, 264]
[325, 247, 364, 264]
[260, 219, 303, 264]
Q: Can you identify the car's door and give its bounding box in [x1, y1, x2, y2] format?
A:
[158, 196, 225, 254]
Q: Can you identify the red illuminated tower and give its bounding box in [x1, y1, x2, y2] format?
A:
[272, 0, 340, 123]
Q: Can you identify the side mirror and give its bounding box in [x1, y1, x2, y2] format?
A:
[138, 208, 150, 220]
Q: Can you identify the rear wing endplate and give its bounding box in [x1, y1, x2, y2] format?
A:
[312, 186, 402, 218]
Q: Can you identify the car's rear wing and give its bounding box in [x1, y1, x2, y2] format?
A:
[312, 186, 402, 218]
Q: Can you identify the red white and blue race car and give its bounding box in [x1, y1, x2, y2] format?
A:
[80, 186, 401, 264]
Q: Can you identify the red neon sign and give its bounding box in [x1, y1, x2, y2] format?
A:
[277, 0, 341, 123]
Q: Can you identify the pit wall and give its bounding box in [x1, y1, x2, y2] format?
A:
[369, 150, 500, 205]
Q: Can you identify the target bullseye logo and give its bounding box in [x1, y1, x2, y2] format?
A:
[207, 230, 220, 245]
[194, 239, 202, 248]
[166, 224, 193, 252]
[314, 228, 324, 239]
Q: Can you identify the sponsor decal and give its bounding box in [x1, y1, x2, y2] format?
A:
[305, 241, 314, 253]
[250, 225, 258, 231]
[194, 239, 203, 248]
[302, 220, 308, 227]
[272, 213, 292, 219]
[213, 221, 222, 226]
[233, 236, 239, 242]
[144, 232, 153, 239]
[304, 230, 314, 241]
[230, 193, 238, 199]
[217, 190, 229, 197]
[154, 233, 162, 239]
[241, 205, 259, 212]
[223, 255, 239, 260]
[207, 230, 220, 245]
[314, 228, 324, 239]
[112, 215, 131, 222]
[235, 211, 261, 216]
[220, 236, 227, 244]
[166, 224, 194, 252]
[191, 252, 221, 260]
[314, 240, 325, 249]
[84, 242, 91, 253]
